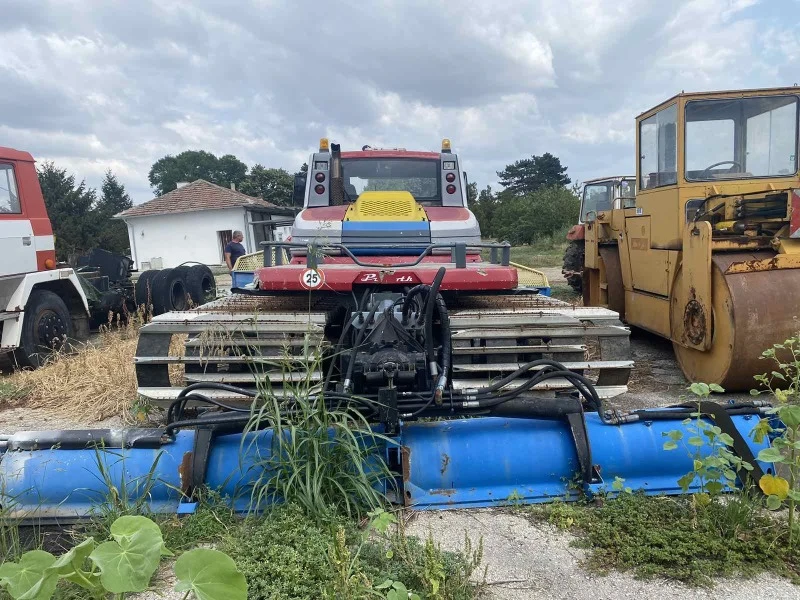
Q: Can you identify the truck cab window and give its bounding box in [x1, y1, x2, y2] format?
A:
[0, 164, 20, 213]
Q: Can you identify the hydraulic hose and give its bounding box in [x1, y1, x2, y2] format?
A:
[342, 293, 381, 392]
[433, 293, 451, 403]
[423, 267, 447, 381]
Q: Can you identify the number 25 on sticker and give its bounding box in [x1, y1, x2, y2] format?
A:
[301, 268, 324, 289]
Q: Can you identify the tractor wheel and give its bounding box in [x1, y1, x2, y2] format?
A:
[151, 268, 188, 315]
[185, 264, 216, 307]
[135, 270, 160, 308]
[562, 240, 584, 294]
[15, 289, 74, 368]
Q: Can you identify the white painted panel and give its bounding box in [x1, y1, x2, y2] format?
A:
[0, 219, 36, 277]
[123, 208, 248, 270]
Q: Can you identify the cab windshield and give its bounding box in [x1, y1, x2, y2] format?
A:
[341, 158, 441, 205]
[685, 95, 799, 181]
[582, 182, 614, 221]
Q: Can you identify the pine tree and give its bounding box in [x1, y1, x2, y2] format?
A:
[95, 170, 133, 254]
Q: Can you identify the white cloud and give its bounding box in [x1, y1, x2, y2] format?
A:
[0, 0, 796, 202]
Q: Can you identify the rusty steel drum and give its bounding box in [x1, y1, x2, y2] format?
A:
[670, 252, 800, 391]
[671, 251, 800, 390]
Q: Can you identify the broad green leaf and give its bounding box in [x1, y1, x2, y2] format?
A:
[722, 468, 737, 481]
[665, 430, 683, 441]
[693, 459, 703, 471]
[375, 579, 393, 590]
[89, 516, 164, 593]
[778, 405, 800, 429]
[690, 382, 710, 397]
[174, 548, 247, 600]
[718, 433, 735, 447]
[757, 447, 785, 464]
[678, 473, 695, 492]
[663, 441, 678, 451]
[682, 418, 692, 426]
[759, 474, 790, 499]
[694, 493, 712, 507]
[688, 436, 705, 447]
[368, 508, 397, 534]
[51, 538, 95, 575]
[751, 419, 773, 444]
[388, 582, 410, 600]
[771, 371, 786, 381]
[741, 461, 754, 471]
[709, 383, 725, 393]
[766, 494, 782, 510]
[787, 489, 800, 502]
[0, 550, 58, 600]
[705, 481, 724, 495]
[51, 537, 101, 591]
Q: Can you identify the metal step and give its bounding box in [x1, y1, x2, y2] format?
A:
[451, 360, 633, 374]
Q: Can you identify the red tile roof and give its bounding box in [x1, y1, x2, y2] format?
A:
[116, 179, 288, 219]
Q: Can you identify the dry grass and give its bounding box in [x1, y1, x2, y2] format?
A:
[7, 310, 146, 422]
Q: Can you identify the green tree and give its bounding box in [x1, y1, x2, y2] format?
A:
[466, 181, 477, 205]
[471, 185, 496, 238]
[148, 150, 248, 196]
[37, 162, 98, 261]
[95, 171, 133, 254]
[496, 153, 570, 196]
[492, 185, 580, 245]
[239, 165, 294, 205]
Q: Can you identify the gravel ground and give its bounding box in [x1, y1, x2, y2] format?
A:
[406, 509, 797, 599]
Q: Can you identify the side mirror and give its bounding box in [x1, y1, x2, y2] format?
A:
[292, 174, 307, 207]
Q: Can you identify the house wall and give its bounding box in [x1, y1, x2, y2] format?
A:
[125, 208, 247, 270]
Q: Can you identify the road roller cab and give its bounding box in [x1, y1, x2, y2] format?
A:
[583, 86, 800, 389]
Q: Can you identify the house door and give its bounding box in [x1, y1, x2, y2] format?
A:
[217, 230, 233, 263]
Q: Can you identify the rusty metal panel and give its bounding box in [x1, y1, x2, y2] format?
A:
[672, 221, 712, 351]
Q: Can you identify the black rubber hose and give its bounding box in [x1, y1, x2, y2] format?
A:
[343, 297, 381, 391]
[433, 293, 451, 402]
[401, 284, 429, 323]
[423, 267, 447, 376]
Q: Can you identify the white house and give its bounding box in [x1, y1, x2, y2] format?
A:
[116, 180, 295, 270]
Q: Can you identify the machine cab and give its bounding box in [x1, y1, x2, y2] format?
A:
[580, 176, 636, 224]
[0, 148, 57, 277]
[290, 139, 481, 253]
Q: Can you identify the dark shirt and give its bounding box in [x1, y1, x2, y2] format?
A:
[225, 241, 246, 267]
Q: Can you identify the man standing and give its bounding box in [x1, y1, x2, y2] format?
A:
[224, 230, 246, 271]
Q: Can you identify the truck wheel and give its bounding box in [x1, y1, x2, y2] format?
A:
[185, 265, 216, 306]
[562, 240, 584, 294]
[15, 289, 74, 368]
[135, 270, 160, 308]
[152, 268, 188, 315]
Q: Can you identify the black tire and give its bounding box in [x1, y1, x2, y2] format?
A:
[135, 270, 160, 307]
[15, 289, 74, 368]
[185, 264, 216, 306]
[562, 240, 585, 294]
[151, 268, 188, 315]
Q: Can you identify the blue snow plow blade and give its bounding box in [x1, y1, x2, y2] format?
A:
[0, 405, 774, 523]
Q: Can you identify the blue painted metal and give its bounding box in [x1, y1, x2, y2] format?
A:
[0, 411, 774, 520]
[231, 271, 255, 289]
[399, 412, 772, 509]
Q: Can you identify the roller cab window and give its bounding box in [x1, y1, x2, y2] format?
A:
[685, 95, 799, 181]
[639, 104, 678, 190]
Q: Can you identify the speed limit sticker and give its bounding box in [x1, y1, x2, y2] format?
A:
[300, 268, 324, 289]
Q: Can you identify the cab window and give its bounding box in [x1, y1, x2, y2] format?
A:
[639, 104, 678, 189]
[341, 158, 441, 205]
[0, 164, 21, 213]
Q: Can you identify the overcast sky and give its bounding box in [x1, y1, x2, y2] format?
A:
[2, 0, 798, 203]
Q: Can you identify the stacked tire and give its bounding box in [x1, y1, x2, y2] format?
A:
[134, 264, 216, 316]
